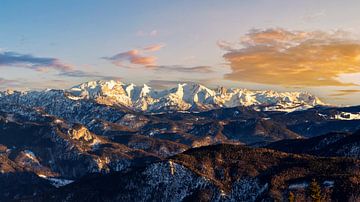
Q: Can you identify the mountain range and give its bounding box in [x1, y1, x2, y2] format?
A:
[66, 80, 324, 112]
[1, 80, 360, 201]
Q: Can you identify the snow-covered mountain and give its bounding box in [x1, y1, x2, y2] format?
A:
[2, 80, 360, 201]
[65, 80, 325, 112]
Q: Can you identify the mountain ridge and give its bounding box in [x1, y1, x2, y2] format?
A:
[1, 80, 326, 113]
[67, 80, 325, 112]
[1, 80, 360, 201]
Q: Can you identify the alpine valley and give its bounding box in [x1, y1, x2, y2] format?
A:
[1, 80, 360, 202]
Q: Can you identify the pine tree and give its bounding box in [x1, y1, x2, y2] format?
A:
[308, 179, 321, 202]
[288, 191, 295, 202]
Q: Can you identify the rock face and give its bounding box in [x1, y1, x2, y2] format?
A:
[68, 124, 96, 141]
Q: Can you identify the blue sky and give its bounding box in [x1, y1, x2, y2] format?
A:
[1, 0, 360, 105]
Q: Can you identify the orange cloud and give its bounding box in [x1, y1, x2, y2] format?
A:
[143, 44, 166, 52]
[216, 40, 236, 51]
[153, 65, 213, 73]
[130, 56, 157, 65]
[329, 89, 360, 97]
[222, 28, 360, 86]
[104, 44, 164, 67]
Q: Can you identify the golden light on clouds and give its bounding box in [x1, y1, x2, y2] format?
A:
[222, 28, 360, 87]
[329, 89, 360, 97]
[103, 44, 165, 67]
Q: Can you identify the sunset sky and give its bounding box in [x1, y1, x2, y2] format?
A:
[1, 0, 360, 105]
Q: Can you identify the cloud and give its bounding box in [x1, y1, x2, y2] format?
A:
[0, 50, 117, 81]
[0, 78, 17, 85]
[0, 50, 110, 80]
[0, 51, 72, 72]
[103, 44, 165, 67]
[147, 79, 209, 89]
[143, 44, 166, 52]
[105, 50, 156, 66]
[222, 28, 360, 87]
[152, 65, 213, 73]
[136, 30, 158, 37]
[217, 40, 236, 51]
[147, 80, 183, 89]
[58, 70, 101, 78]
[0, 78, 8, 85]
[302, 10, 326, 22]
[103, 44, 213, 74]
[0, 77, 24, 89]
[58, 70, 123, 81]
[130, 56, 156, 65]
[329, 89, 360, 97]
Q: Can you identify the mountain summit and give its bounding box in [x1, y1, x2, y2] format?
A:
[65, 80, 324, 112]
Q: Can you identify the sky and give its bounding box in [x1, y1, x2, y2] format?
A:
[1, 0, 360, 105]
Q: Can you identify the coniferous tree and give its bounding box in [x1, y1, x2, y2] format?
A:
[288, 191, 295, 202]
[308, 179, 321, 202]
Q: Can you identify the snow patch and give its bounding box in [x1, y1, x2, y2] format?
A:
[332, 112, 360, 120]
[38, 174, 74, 188]
[323, 180, 334, 188]
[289, 182, 308, 189]
[23, 150, 38, 162]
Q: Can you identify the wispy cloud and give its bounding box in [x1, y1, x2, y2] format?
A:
[301, 10, 326, 22]
[105, 49, 157, 66]
[147, 80, 182, 89]
[0, 50, 117, 82]
[136, 30, 158, 37]
[103, 44, 214, 74]
[58, 70, 123, 81]
[152, 65, 213, 73]
[0, 51, 72, 72]
[0, 78, 18, 85]
[147, 79, 210, 89]
[216, 40, 236, 51]
[58, 70, 101, 78]
[0, 77, 25, 89]
[329, 89, 360, 97]
[221, 28, 360, 87]
[143, 44, 166, 52]
[103, 44, 165, 67]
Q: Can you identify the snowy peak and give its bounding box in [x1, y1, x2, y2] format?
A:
[164, 83, 215, 104]
[68, 80, 126, 99]
[67, 80, 153, 107]
[64, 80, 325, 112]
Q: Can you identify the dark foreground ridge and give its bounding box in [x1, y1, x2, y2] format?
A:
[266, 129, 360, 158]
[36, 144, 360, 202]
